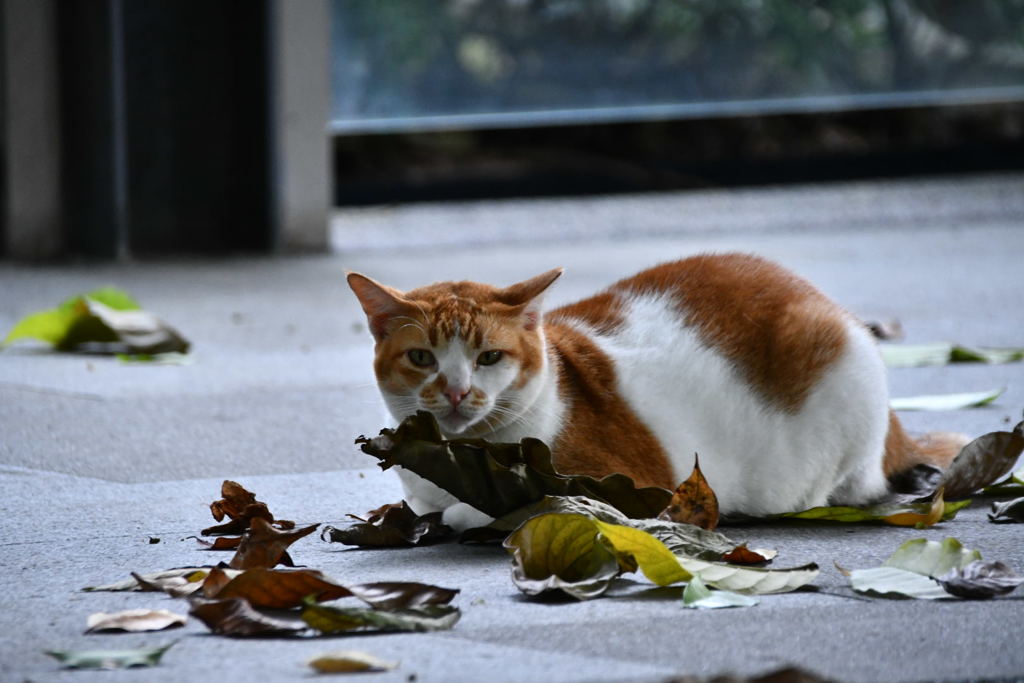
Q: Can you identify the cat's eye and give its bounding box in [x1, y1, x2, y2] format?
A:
[477, 350, 503, 366]
[406, 349, 436, 367]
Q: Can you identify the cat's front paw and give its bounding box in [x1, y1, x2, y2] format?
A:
[441, 502, 495, 532]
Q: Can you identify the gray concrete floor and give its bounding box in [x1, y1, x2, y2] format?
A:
[2, 174, 1024, 682]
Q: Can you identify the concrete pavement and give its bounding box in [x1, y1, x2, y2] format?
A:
[2, 174, 1024, 682]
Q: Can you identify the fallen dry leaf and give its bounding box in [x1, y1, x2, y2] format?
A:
[202, 480, 295, 536]
[882, 487, 947, 528]
[722, 544, 776, 565]
[323, 501, 453, 547]
[190, 536, 242, 551]
[308, 651, 397, 673]
[188, 597, 305, 637]
[934, 560, 1024, 599]
[228, 518, 319, 569]
[85, 609, 186, 634]
[131, 571, 207, 598]
[658, 454, 720, 530]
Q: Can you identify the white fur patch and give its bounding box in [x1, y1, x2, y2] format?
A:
[589, 293, 890, 515]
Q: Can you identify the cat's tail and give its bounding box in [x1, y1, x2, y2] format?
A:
[882, 410, 969, 478]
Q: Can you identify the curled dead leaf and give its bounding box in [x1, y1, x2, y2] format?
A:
[85, 609, 186, 633]
[934, 560, 1024, 599]
[323, 501, 452, 547]
[202, 480, 296, 536]
[659, 454, 719, 530]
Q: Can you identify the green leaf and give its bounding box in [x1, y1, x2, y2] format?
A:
[880, 343, 954, 368]
[939, 420, 1024, 499]
[682, 575, 759, 609]
[2, 287, 188, 354]
[674, 556, 819, 595]
[595, 519, 691, 586]
[356, 412, 671, 519]
[504, 513, 621, 600]
[4, 288, 140, 348]
[777, 498, 969, 525]
[45, 642, 175, 669]
[848, 537, 983, 600]
[890, 388, 1004, 411]
[884, 537, 982, 576]
[483, 496, 738, 560]
[950, 346, 1024, 364]
[301, 597, 460, 634]
[880, 343, 1024, 368]
[504, 512, 818, 599]
[848, 566, 953, 600]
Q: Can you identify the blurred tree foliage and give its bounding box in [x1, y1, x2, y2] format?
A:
[331, 0, 1024, 123]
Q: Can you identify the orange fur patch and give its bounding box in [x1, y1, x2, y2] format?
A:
[545, 322, 676, 489]
[551, 254, 848, 413]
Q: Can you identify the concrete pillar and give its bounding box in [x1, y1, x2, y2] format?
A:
[268, 0, 331, 253]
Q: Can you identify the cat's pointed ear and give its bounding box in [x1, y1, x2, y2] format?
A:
[346, 272, 414, 341]
[503, 268, 563, 331]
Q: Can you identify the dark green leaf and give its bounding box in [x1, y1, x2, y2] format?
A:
[485, 496, 738, 560]
[776, 498, 969, 525]
[504, 513, 621, 600]
[356, 411, 671, 519]
[3, 288, 188, 354]
[939, 420, 1024, 499]
[322, 501, 453, 547]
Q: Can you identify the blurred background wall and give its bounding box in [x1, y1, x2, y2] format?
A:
[1, 0, 1021, 260]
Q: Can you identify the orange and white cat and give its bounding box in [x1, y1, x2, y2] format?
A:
[348, 254, 963, 528]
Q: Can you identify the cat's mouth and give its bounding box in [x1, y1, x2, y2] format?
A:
[436, 408, 474, 434]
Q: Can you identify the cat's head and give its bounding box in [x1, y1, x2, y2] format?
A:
[347, 269, 562, 436]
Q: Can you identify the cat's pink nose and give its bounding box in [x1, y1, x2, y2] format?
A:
[444, 386, 470, 407]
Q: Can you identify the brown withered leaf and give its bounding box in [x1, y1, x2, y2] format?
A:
[210, 480, 258, 521]
[722, 544, 776, 565]
[206, 568, 362, 609]
[188, 597, 306, 637]
[659, 454, 720, 530]
[323, 501, 453, 547]
[203, 566, 458, 610]
[228, 518, 319, 569]
[202, 480, 296, 536]
[191, 535, 242, 551]
[86, 609, 187, 633]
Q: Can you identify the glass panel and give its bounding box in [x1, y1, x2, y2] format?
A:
[331, 0, 1024, 134]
